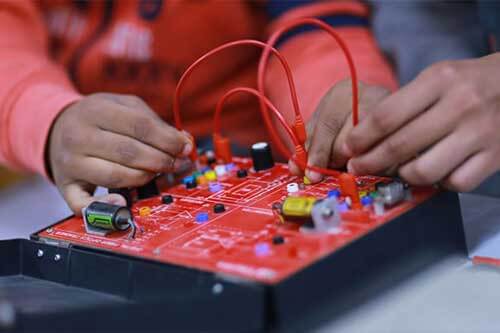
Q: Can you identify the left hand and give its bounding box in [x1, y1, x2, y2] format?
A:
[346, 53, 500, 192]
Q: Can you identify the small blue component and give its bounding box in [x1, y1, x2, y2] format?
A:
[255, 243, 271, 257]
[182, 175, 195, 185]
[327, 189, 341, 198]
[337, 202, 349, 212]
[226, 163, 236, 171]
[195, 212, 209, 223]
[361, 196, 373, 206]
[200, 166, 211, 173]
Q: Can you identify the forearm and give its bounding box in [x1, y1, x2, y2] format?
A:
[0, 0, 82, 176]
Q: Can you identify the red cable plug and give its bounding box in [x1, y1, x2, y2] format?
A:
[293, 116, 307, 145]
[212, 133, 232, 163]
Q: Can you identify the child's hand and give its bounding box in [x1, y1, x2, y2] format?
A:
[48, 93, 193, 214]
[288, 79, 389, 182]
[346, 53, 500, 192]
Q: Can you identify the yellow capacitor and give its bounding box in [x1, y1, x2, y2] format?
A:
[281, 196, 317, 218]
[303, 176, 312, 185]
[204, 170, 217, 181]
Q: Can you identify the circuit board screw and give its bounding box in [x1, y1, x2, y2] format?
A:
[212, 283, 224, 295]
[54, 254, 61, 262]
[36, 249, 44, 258]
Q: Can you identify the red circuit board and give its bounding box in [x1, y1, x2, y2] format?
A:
[37, 157, 436, 284]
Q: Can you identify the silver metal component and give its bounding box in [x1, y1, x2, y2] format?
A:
[374, 197, 385, 216]
[307, 197, 342, 233]
[212, 283, 224, 295]
[36, 249, 44, 258]
[377, 180, 406, 206]
[54, 254, 61, 262]
[46, 228, 53, 233]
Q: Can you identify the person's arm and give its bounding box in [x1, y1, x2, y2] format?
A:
[264, 1, 397, 181]
[0, 0, 82, 176]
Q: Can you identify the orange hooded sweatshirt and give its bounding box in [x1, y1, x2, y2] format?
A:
[0, 0, 396, 177]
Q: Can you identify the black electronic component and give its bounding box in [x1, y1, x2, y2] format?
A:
[108, 188, 133, 207]
[250, 142, 274, 172]
[213, 203, 225, 213]
[137, 179, 159, 200]
[162, 195, 174, 204]
[185, 179, 197, 189]
[272, 235, 285, 245]
[237, 169, 248, 178]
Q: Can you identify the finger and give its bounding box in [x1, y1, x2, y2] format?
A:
[306, 111, 347, 183]
[397, 130, 480, 185]
[70, 157, 156, 188]
[442, 152, 498, 192]
[328, 99, 374, 169]
[349, 97, 456, 175]
[347, 70, 444, 156]
[85, 130, 179, 173]
[288, 158, 302, 176]
[94, 100, 192, 157]
[61, 182, 94, 214]
[306, 84, 353, 182]
[304, 111, 319, 152]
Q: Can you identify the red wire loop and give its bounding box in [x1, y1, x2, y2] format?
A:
[172, 39, 301, 159]
[214, 87, 301, 148]
[173, 18, 359, 178]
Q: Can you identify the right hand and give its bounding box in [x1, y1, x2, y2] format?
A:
[48, 93, 193, 214]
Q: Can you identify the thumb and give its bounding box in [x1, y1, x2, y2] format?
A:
[62, 182, 127, 215]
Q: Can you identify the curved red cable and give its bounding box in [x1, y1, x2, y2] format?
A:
[172, 39, 301, 158]
[214, 87, 300, 147]
[258, 17, 359, 126]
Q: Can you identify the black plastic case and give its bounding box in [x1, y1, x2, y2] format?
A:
[0, 191, 466, 332]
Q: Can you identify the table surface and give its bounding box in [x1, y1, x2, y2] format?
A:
[1, 177, 500, 332]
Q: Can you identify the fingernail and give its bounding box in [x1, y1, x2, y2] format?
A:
[288, 160, 299, 174]
[347, 160, 357, 175]
[342, 142, 353, 157]
[305, 170, 322, 183]
[182, 142, 193, 156]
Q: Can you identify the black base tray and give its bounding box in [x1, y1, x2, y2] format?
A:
[0, 191, 466, 332]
